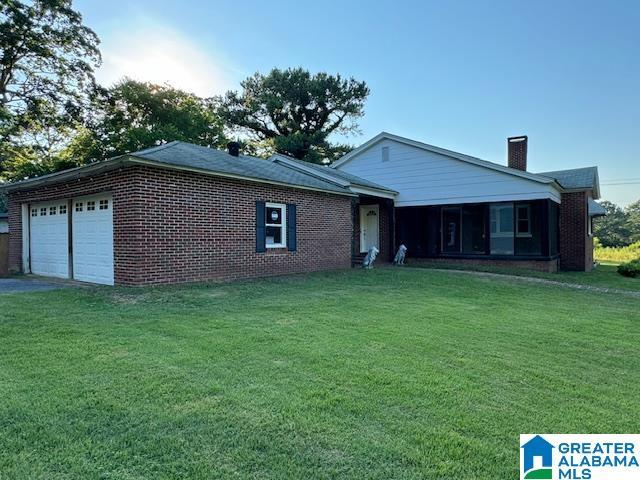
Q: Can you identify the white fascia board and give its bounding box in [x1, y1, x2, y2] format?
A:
[394, 191, 561, 207]
[349, 185, 397, 199]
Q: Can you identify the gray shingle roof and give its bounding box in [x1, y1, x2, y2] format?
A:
[588, 198, 606, 216]
[537, 166, 598, 191]
[270, 153, 395, 192]
[128, 141, 353, 195]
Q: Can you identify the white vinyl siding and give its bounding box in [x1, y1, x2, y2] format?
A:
[336, 139, 561, 206]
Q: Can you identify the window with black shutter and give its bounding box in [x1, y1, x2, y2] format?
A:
[256, 201, 266, 252]
[287, 204, 297, 251]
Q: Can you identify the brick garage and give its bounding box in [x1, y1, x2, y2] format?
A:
[8, 164, 354, 286]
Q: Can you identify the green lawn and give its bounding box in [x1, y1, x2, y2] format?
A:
[410, 261, 640, 292]
[1, 268, 639, 479]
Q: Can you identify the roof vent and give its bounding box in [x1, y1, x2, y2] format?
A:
[507, 135, 527, 171]
[227, 141, 241, 157]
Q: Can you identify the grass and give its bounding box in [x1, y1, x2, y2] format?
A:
[1, 268, 639, 479]
[410, 261, 640, 292]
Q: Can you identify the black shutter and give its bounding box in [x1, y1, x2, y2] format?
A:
[256, 201, 266, 253]
[287, 203, 297, 251]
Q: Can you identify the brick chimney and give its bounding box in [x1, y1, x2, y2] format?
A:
[507, 135, 528, 171]
[227, 141, 241, 157]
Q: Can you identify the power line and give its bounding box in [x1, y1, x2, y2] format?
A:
[601, 181, 640, 186]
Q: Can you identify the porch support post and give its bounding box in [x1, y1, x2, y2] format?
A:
[389, 198, 396, 262]
[484, 203, 491, 255]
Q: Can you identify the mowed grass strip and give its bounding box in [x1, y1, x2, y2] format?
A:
[0, 268, 638, 479]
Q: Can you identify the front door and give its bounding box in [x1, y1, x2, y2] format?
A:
[360, 205, 379, 253]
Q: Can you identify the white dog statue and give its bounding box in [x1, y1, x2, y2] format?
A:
[393, 244, 407, 265]
[362, 246, 380, 269]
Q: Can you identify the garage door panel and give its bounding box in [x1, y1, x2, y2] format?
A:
[72, 194, 114, 285]
[30, 201, 69, 278]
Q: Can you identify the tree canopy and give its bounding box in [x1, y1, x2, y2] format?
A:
[594, 199, 640, 247]
[217, 68, 369, 163]
[63, 79, 227, 165]
[0, 0, 100, 151]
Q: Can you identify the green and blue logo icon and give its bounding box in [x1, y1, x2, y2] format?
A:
[521, 435, 554, 479]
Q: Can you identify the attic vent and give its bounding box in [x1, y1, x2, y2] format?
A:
[382, 146, 389, 162]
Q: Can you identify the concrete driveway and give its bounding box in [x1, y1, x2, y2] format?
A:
[0, 278, 65, 294]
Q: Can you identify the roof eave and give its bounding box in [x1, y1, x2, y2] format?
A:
[2, 157, 127, 192]
[124, 155, 357, 197]
[2, 154, 357, 197]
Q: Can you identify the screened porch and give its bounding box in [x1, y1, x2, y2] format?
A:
[394, 199, 559, 260]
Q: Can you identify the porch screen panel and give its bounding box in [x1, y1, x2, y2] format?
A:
[442, 208, 461, 253]
[462, 205, 485, 254]
[549, 202, 559, 256]
[515, 201, 542, 255]
[490, 203, 514, 254]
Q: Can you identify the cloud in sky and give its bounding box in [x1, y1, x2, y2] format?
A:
[95, 22, 240, 97]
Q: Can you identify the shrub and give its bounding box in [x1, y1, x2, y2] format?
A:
[617, 260, 640, 278]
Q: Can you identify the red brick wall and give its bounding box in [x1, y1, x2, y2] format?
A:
[8, 166, 353, 285]
[559, 191, 592, 271]
[8, 169, 142, 281]
[412, 257, 559, 272]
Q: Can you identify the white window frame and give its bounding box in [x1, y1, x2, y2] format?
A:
[490, 203, 514, 238]
[265, 203, 287, 249]
[516, 204, 532, 237]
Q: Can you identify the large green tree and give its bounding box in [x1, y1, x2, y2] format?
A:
[626, 199, 640, 243]
[0, 0, 100, 178]
[62, 79, 227, 165]
[593, 200, 634, 247]
[217, 68, 369, 163]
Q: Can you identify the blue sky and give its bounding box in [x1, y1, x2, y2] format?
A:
[76, 0, 639, 205]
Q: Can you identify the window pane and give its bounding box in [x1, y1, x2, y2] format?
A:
[266, 226, 282, 245]
[518, 206, 529, 220]
[518, 219, 530, 233]
[499, 207, 513, 232]
[266, 206, 282, 225]
[490, 203, 514, 254]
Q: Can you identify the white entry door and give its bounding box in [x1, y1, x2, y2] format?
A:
[72, 194, 114, 285]
[360, 205, 379, 253]
[30, 201, 70, 278]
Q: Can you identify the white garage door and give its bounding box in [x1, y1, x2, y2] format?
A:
[30, 201, 70, 278]
[72, 194, 114, 285]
